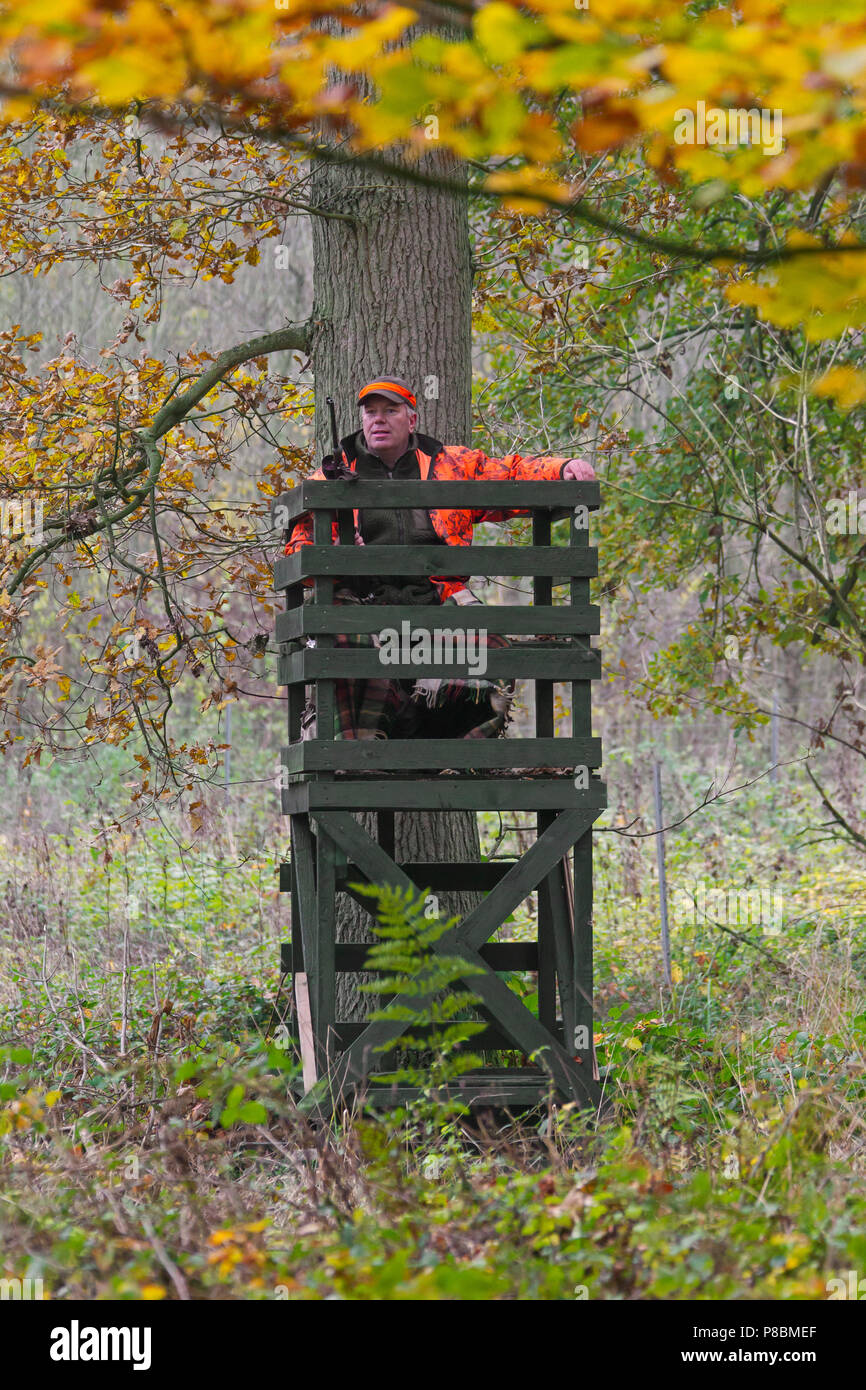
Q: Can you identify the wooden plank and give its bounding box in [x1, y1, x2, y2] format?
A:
[278, 647, 601, 688]
[570, 519, 593, 742]
[539, 854, 577, 1048]
[275, 545, 597, 589]
[573, 828, 595, 1073]
[283, 737, 602, 773]
[283, 777, 608, 814]
[383, 861, 518, 890]
[536, 811, 557, 1033]
[533, 513, 556, 1033]
[277, 857, 520, 893]
[304, 814, 486, 1097]
[457, 809, 600, 954]
[281, 939, 539, 973]
[288, 857, 303, 971]
[358, 1082, 555, 1108]
[338, 883, 381, 919]
[290, 816, 318, 1006]
[326, 1021, 546, 1051]
[282, 646, 601, 682]
[317, 811, 415, 895]
[311, 510, 335, 740]
[314, 820, 337, 1072]
[308, 810, 600, 1106]
[287, 662, 305, 743]
[273, 479, 601, 525]
[446, 943, 600, 1107]
[341, 860, 519, 892]
[284, 564, 306, 739]
[277, 604, 600, 642]
[294, 973, 318, 1092]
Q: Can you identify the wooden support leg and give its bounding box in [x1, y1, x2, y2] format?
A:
[532, 515, 557, 1032]
[536, 810, 557, 1032]
[568, 499, 597, 1079]
[573, 828, 595, 1077]
[294, 973, 318, 1091]
[313, 814, 337, 1075]
[538, 854, 577, 1050]
[288, 850, 303, 973]
[291, 814, 323, 1085]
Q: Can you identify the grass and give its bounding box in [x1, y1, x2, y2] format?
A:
[1, 767, 865, 1300]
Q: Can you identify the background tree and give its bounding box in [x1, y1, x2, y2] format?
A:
[309, 70, 483, 1018]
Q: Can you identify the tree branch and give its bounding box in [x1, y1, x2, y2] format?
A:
[16, 94, 866, 270]
[265, 129, 862, 270]
[804, 763, 866, 851]
[5, 320, 311, 595]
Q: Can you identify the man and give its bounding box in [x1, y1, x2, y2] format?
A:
[285, 374, 595, 742]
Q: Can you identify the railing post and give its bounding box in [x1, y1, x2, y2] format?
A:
[312, 507, 335, 743]
[571, 503, 595, 1072]
[533, 508, 557, 1034]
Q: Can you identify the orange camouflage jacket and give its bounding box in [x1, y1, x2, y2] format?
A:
[284, 432, 595, 601]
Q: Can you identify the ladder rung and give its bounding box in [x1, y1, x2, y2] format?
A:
[280, 858, 519, 893]
[280, 940, 539, 974]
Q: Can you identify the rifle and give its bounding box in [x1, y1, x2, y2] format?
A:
[321, 396, 353, 481]
[322, 395, 355, 546]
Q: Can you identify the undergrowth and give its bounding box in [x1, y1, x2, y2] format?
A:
[1, 776, 865, 1300]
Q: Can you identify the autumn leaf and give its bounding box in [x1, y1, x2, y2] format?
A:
[572, 109, 641, 155]
[812, 364, 866, 409]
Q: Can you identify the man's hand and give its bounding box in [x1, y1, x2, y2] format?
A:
[562, 458, 595, 480]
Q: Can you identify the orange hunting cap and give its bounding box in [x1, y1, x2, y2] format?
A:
[357, 375, 417, 408]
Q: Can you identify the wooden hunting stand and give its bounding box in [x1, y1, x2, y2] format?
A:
[272, 478, 606, 1113]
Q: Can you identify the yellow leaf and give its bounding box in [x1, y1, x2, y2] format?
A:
[670, 962, 683, 985]
[474, 4, 540, 64]
[812, 365, 866, 409]
[625, 1036, 643, 1051]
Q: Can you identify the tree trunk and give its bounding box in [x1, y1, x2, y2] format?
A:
[310, 140, 481, 1022]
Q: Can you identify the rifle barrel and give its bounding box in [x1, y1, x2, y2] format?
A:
[326, 396, 340, 459]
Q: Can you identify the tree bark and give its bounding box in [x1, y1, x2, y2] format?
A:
[310, 138, 481, 1022]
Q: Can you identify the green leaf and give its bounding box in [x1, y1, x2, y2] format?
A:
[237, 1100, 267, 1124]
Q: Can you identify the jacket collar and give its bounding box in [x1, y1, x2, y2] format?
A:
[341, 430, 443, 467]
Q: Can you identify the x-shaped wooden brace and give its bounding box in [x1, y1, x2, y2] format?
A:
[296, 807, 602, 1112]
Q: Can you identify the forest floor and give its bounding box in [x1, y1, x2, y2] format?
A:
[1, 769, 865, 1300]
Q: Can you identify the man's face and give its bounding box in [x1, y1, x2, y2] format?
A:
[360, 395, 417, 461]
